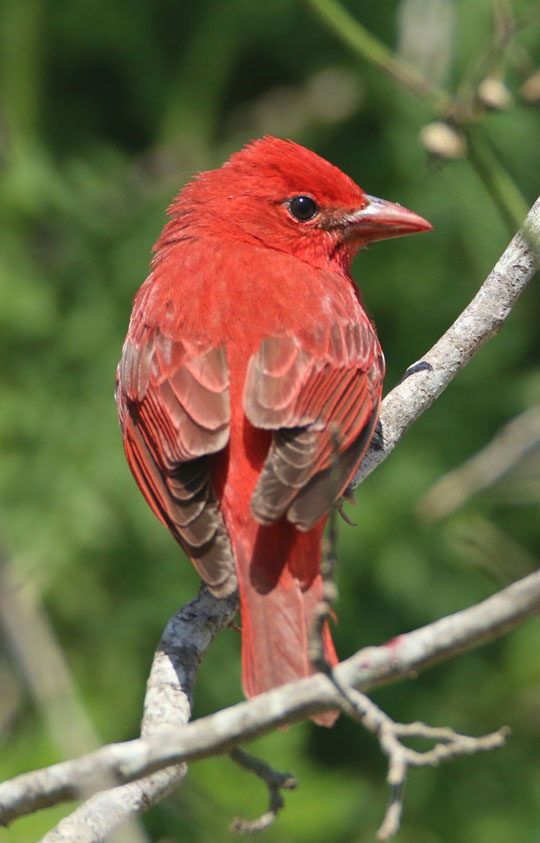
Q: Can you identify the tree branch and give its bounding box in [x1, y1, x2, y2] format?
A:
[418, 405, 540, 521]
[1, 197, 538, 840]
[229, 747, 297, 833]
[29, 590, 238, 842]
[2, 566, 540, 833]
[305, 0, 450, 109]
[334, 688, 509, 841]
[351, 193, 539, 488]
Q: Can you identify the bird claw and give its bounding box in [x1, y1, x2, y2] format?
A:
[338, 501, 357, 527]
[399, 360, 433, 383]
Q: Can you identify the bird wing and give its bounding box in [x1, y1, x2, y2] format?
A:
[245, 315, 384, 530]
[116, 323, 236, 596]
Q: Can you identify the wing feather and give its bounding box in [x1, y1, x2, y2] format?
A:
[117, 332, 236, 597]
[245, 314, 384, 530]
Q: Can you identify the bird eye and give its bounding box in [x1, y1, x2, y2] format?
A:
[288, 195, 319, 222]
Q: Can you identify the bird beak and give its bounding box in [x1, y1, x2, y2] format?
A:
[346, 194, 432, 243]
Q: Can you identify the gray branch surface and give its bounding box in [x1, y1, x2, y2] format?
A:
[2, 568, 540, 834]
[352, 194, 540, 486]
[35, 590, 238, 842]
[1, 196, 538, 841]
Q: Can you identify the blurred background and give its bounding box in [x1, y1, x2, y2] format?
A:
[1, 0, 539, 841]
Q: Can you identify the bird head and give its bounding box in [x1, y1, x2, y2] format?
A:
[161, 136, 432, 274]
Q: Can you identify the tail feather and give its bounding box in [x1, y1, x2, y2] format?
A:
[236, 520, 339, 727]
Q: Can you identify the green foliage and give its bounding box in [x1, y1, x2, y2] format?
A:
[0, 1, 539, 840]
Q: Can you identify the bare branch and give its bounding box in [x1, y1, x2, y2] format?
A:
[1, 197, 538, 841]
[309, 427, 340, 671]
[229, 747, 297, 834]
[418, 405, 540, 520]
[2, 565, 540, 834]
[338, 688, 509, 840]
[351, 194, 539, 489]
[33, 589, 238, 842]
[447, 515, 537, 585]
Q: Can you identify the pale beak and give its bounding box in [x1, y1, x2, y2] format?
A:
[346, 194, 433, 242]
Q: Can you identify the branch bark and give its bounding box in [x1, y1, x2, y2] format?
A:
[352, 193, 540, 487]
[2, 568, 540, 832]
[1, 196, 538, 841]
[33, 590, 238, 843]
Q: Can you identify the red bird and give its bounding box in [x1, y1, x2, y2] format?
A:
[116, 137, 430, 725]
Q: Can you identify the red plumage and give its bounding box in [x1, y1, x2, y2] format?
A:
[116, 137, 431, 726]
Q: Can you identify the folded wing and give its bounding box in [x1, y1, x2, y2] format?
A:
[245, 316, 384, 530]
[117, 325, 236, 596]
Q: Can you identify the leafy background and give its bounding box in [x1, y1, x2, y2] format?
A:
[1, 1, 539, 841]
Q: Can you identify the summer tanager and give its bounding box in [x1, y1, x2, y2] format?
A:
[116, 137, 431, 725]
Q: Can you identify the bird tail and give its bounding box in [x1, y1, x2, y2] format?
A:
[235, 519, 339, 727]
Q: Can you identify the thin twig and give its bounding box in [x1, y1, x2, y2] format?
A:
[306, 0, 533, 238]
[308, 425, 340, 671]
[309, 428, 360, 722]
[418, 405, 540, 521]
[229, 747, 297, 834]
[468, 130, 530, 232]
[335, 687, 509, 840]
[304, 0, 450, 109]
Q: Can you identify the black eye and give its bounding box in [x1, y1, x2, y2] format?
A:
[288, 195, 319, 222]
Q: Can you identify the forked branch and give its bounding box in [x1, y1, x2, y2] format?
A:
[2, 567, 540, 839]
[0, 196, 538, 841]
